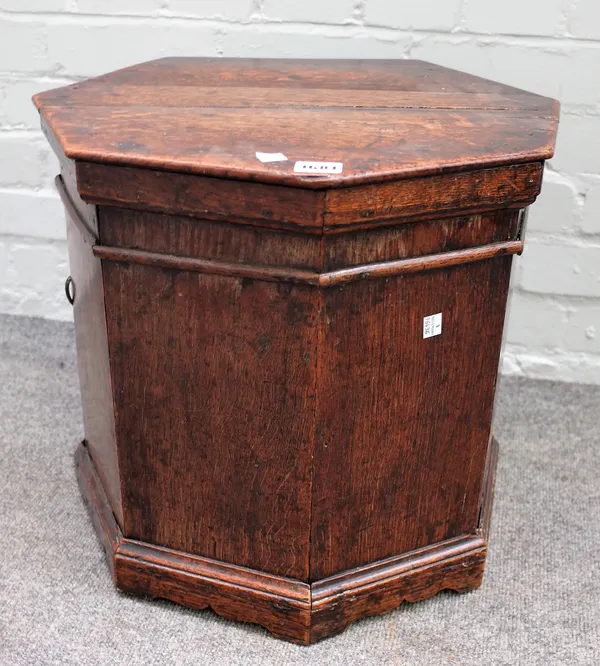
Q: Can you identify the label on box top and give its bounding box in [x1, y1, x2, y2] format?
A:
[423, 313, 442, 339]
[255, 152, 288, 163]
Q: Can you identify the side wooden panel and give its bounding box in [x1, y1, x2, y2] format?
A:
[50, 114, 124, 526]
[59, 170, 123, 528]
[75, 441, 119, 578]
[102, 249, 318, 581]
[310, 256, 512, 580]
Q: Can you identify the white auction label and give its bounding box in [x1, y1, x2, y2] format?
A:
[423, 313, 442, 339]
[293, 161, 343, 175]
[255, 152, 288, 163]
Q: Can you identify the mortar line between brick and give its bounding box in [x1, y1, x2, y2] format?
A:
[2, 10, 600, 47]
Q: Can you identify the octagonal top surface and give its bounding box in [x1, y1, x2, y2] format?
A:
[34, 58, 559, 189]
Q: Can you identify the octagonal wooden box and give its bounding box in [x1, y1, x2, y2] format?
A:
[34, 58, 559, 644]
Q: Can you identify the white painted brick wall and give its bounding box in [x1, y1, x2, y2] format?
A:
[1, 0, 599, 384]
[582, 183, 600, 235]
[464, 0, 569, 37]
[262, 0, 355, 25]
[365, 0, 462, 31]
[570, 0, 600, 40]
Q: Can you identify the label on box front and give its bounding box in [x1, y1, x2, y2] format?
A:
[293, 161, 343, 175]
[423, 313, 442, 339]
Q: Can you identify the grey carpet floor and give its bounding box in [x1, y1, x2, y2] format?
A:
[1, 313, 599, 666]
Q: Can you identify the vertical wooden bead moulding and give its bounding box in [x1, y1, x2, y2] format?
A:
[34, 58, 560, 644]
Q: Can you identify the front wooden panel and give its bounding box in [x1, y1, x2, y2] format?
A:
[310, 256, 512, 580]
[99, 207, 322, 270]
[98, 206, 518, 274]
[102, 262, 318, 581]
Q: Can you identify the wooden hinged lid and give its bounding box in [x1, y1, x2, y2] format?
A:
[34, 58, 560, 233]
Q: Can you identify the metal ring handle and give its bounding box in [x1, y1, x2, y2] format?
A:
[65, 276, 75, 305]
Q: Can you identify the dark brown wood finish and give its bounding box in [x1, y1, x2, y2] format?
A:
[75, 442, 313, 643]
[102, 258, 318, 581]
[93, 245, 322, 286]
[64, 221, 123, 526]
[64, 58, 547, 95]
[75, 442, 120, 579]
[323, 209, 520, 269]
[34, 58, 558, 189]
[318, 241, 521, 287]
[36, 58, 559, 643]
[76, 438, 497, 644]
[311, 255, 512, 579]
[46, 117, 124, 527]
[76, 162, 325, 233]
[99, 207, 322, 270]
[91, 206, 523, 287]
[310, 436, 498, 641]
[54, 169, 123, 528]
[323, 162, 542, 230]
[97, 207, 519, 270]
[75, 161, 541, 234]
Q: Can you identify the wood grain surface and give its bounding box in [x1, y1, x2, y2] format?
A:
[76, 162, 325, 232]
[102, 252, 319, 581]
[34, 58, 559, 189]
[56, 170, 123, 528]
[99, 207, 322, 269]
[76, 159, 541, 234]
[323, 209, 520, 269]
[62, 189, 518, 586]
[311, 256, 512, 579]
[75, 441, 313, 643]
[76, 439, 497, 644]
[92, 206, 523, 287]
[323, 163, 542, 230]
[98, 205, 519, 272]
